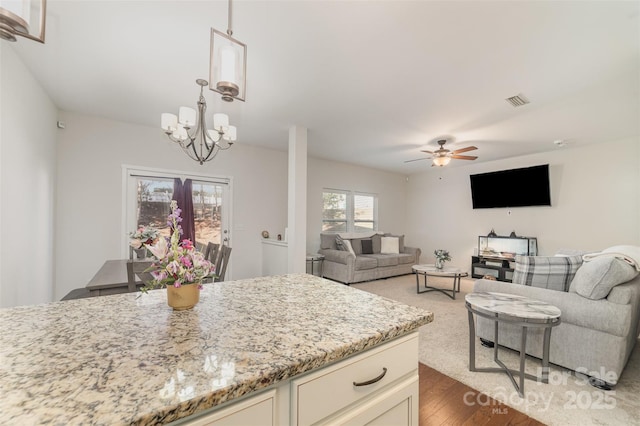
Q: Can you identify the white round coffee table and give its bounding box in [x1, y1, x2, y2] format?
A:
[465, 292, 562, 397]
[412, 264, 468, 300]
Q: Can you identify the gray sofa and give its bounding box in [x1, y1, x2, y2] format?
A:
[318, 232, 421, 284]
[473, 250, 640, 386]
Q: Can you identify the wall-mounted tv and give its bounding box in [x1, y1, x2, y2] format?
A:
[470, 164, 551, 209]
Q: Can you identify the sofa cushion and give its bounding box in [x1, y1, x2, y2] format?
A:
[570, 257, 639, 300]
[372, 234, 382, 253]
[397, 253, 415, 264]
[361, 239, 374, 254]
[381, 237, 400, 254]
[512, 255, 583, 292]
[474, 279, 633, 337]
[321, 233, 337, 249]
[362, 254, 399, 267]
[355, 256, 378, 270]
[384, 233, 405, 252]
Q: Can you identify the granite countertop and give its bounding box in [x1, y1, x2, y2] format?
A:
[0, 274, 433, 425]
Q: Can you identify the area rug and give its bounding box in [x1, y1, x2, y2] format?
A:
[352, 275, 640, 425]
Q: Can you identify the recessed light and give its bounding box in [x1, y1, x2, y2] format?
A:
[553, 140, 566, 147]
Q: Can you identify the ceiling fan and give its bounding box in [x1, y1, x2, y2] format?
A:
[405, 140, 478, 167]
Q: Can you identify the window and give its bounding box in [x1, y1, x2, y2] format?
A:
[322, 190, 377, 232]
[124, 166, 230, 255]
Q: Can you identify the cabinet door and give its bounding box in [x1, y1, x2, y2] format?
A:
[183, 389, 275, 426]
[323, 375, 418, 426]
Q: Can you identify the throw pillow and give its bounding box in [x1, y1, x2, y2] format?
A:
[512, 255, 583, 292]
[321, 233, 338, 249]
[384, 233, 405, 253]
[381, 237, 400, 254]
[371, 234, 382, 253]
[350, 238, 363, 255]
[343, 240, 356, 256]
[571, 257, 639, 300]
[361, 239, 374, 254]
[335, 235, 346, 251]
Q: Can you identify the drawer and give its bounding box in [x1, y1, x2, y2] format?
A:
[292, 333, 418, 425]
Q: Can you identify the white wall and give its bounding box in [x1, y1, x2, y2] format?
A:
[55, 111, 288, 300]
[0, 45, 57, 307]
[406, 137, 640, 271]
[307, 158, 409, 254]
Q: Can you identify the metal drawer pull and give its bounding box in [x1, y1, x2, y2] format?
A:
[353, 367, 388, 387]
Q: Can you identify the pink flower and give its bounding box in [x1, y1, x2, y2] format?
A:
[180, 256, 192, 268]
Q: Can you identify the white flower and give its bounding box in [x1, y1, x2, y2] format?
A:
[147, 237, 169, 260]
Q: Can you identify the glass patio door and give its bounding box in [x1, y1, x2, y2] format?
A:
[123, 167, 231, 257]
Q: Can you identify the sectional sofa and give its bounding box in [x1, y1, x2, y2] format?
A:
[318, 232, 421, 284]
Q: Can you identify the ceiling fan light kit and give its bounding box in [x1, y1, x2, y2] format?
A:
[406, 139, 478, 167]
[0, 0, 46, 43]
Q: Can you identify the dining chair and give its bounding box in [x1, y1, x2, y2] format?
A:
[126, 260, 154, 292]
[215, 245, 232, 282]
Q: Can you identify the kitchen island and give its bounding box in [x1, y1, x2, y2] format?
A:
[0, 274, 433, 425]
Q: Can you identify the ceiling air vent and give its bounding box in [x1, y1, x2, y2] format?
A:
[505, 93, 530, 107]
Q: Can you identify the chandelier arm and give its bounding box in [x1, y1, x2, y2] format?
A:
[202, 143, 221, 163]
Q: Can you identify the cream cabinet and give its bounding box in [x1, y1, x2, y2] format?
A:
[262, 239, 288, 276]
[179, 332, 419, 426]
[180, 389, 276, 425]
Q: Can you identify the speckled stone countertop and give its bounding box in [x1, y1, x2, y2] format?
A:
[0, 274, 432, 425]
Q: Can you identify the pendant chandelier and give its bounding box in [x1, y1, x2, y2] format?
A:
[209, 0, 247, 102]
[160, 79, 236, 165]
[0, 0, 46, 43]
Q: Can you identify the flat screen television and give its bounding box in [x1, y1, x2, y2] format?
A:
[470, 164, 551, 209]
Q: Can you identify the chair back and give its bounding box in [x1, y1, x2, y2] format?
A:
[126, 260, 154, 292]
[206, 242, 220, 264]
[215, 245, 232, 282]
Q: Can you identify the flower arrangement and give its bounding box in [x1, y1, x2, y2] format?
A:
[141, 200, 214, 293]
[129, 225, 160, 249]
[434, 249, 451, 262]
[434, 249, 451, 269]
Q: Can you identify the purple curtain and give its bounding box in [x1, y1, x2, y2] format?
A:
[171, 178, 196, 244]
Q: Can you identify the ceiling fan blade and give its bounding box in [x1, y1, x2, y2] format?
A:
[420, 150, 434, 154]
[451, 155, 478, 160]
[452, 146, 477, 154]
[404, 158, 430, 163]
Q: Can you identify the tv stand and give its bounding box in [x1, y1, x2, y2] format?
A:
[471, 256, 514, 282]
[471, 234, 537, 282]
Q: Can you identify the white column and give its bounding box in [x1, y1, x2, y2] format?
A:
[287, 126, 307, 273]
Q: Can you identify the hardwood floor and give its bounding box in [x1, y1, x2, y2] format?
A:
[419, 363, 546, 426]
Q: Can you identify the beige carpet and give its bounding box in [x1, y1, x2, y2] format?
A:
[352, 275, 640, 426]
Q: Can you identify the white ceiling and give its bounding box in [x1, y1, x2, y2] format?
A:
[9, 0, 640, 174]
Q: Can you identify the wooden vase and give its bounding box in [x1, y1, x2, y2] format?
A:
[166, 284, 200, 310]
